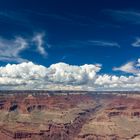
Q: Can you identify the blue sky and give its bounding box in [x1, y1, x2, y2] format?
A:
[0, 0, 140, 90]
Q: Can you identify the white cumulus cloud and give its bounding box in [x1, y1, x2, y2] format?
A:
[95, 74, 140, 90]
[48, 63, 101, 85]
[1, 61, 140, 91]
[0, 62, 101, 90]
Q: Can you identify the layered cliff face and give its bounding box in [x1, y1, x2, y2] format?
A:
[0, 93, 96, 140]
[0, 94, 94, 113]
[0, 92, 140, 140]
[105, 97, 140, 118]
[77, 95, 140, 140]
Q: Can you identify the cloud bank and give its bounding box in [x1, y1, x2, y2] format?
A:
[0, 62, 101, 90]
[0, 61, 140, 90]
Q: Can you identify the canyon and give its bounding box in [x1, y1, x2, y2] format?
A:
[0, 91, 139, 140]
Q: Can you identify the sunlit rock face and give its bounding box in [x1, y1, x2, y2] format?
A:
[0, 91, 140, 140]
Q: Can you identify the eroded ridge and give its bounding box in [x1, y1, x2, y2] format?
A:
[0, 92, 97, 140]
[0, 92, 140, 140]
[77, 94, 140, 140]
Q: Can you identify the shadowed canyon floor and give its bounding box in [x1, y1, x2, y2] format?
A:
[0, 91, 139, 140]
